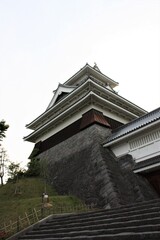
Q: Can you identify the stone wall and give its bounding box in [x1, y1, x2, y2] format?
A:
[38, 124, 158, 208]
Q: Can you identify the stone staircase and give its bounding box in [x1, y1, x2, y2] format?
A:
[11, 198, 160, 240]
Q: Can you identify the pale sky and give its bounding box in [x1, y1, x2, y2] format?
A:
[0, 0, 160, 170]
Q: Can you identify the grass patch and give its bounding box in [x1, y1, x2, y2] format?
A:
[0, 177, 83, 225]
[0, 177, 57, 200]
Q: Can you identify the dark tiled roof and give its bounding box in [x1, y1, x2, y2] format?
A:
[105, 107, 160, 144]
[134, 155, 160, 171]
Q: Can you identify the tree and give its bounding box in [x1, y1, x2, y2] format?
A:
[0, 120, 9, 185]
[8, 162, 20, 181]
[0, 120, 9, 141]
[25, 158, 40, 177]
[0, 148, 7, 186]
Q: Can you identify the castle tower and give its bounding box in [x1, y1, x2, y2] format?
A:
[24, 64, 158, 208]
[24, 63, 146, 149]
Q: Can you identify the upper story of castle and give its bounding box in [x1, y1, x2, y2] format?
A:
[24, 63, 147, 143]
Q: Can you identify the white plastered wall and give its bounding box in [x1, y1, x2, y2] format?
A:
[110, 127, 160, 164]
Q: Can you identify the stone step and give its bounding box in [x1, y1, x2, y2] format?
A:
[17, 231, 160, 240]
[20, 224, 160, 239]
[13, 199, 160, 240]
[30, 216, 160, 235]
[45, 201, 160, 225]
[39, 207, 160, 229]
[34, 213, 160, 234]
[47, 199, 160, 223]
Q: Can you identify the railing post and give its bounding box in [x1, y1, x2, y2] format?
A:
[33, 208, 39, 222]
[10, 220, 13, 233]
[17, 216, 20, 232]
[41, 205, 44, 219]
[25, 212, 30, 226]
[4, 222, 7, 233]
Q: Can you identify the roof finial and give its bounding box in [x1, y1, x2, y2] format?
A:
[93, 62, 101, 72]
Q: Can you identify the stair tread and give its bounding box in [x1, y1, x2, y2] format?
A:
[22, 224, 160, 238]
[47, 202, 160, 223]
[39, 211, 160, 229]
[18, 231, 160, 240]
[31, 216, 160, 234]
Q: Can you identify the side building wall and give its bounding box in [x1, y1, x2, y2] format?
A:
[37, 124, 158, 208]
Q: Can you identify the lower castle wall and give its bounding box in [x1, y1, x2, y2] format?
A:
[38, 124, 158, 208]
[38, 124, 111, 207]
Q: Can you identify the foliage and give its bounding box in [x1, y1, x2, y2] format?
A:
[40, 158, 48, 179]
[7, 158, 41, 182]
[0, 148, 8, 186]
[25, 158, 40, 177]
[0, 230, 6, 240]
[0, 120, 9, 141]
[7, 162, 20, 181]
[0, 120, 9, 186]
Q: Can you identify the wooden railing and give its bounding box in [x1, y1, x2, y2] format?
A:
[0, 204, 96, 239]
[0, 208, 41, 240]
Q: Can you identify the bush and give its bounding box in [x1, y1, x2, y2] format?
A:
[25, 158, 40, 177]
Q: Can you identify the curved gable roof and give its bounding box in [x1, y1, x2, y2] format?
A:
[47, 83, 76, 109]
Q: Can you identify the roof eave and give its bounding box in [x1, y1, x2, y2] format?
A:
[24, 91, 142, 143]
[103, 119, 160, 147]
[64, 64, 119, 88]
